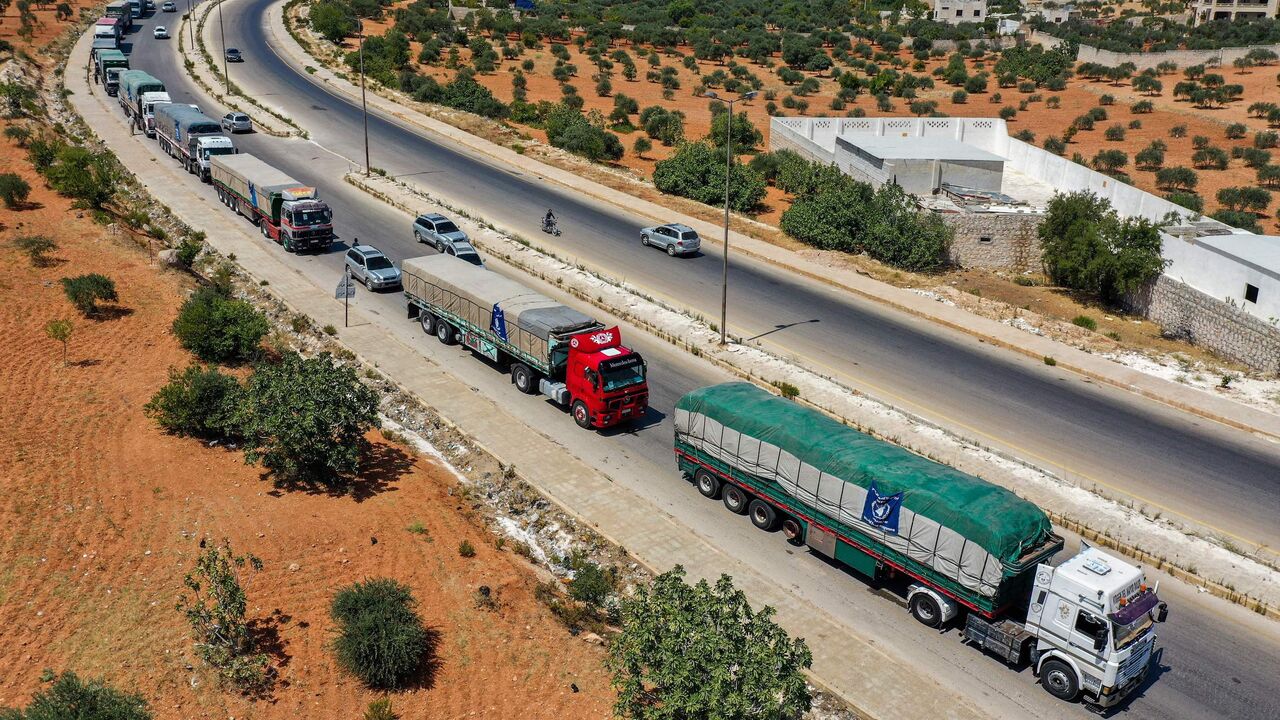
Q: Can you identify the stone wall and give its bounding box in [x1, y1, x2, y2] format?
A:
[1026, 30, 1280, 71]
[1128, 275, 1280, 374]
[940, 212, 1044, 272]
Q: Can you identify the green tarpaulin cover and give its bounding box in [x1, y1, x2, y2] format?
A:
[676, 382, 1053, 567]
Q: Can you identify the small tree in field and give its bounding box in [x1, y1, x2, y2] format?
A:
[3, 671, 152, 719]
[632, 136, 652, 158]
[60, 274, 117, 316]
[608, 566, 812, 720]
[0, 172, 31, 208]
[15, 234, 55, 266]
[145, 364, 242, 439]
[176, 540, 270, 694]
[331, 579, 431, 689]
[44, 318, 72, 367]
[237, 352, 380, 487]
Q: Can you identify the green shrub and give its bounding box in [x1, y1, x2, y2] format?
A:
[0, 171, 31, 208]
[458, 539, 476, 557]
[177, 541, 271, 694]
[567, 558, 613, 607]
[1165, 192, 1203, 213]
[45, 145, 118, 209]
[1211, 209, 1262, 233]
[331, 579, 430, 689]
[1071, 315, 1097, 331]
[172, 288, 268, 364]
[60, 274, 117, 316]
[14, 234, 55, 266]
[1038, 192, 1167, 305]
[238, 352, 380, 486]
[145, 364, 242, 438]
[175, 237, 202, 268]
[3, 671, 151, 720]
[363, 698, 397, 720]
[652, 142, 766, 212]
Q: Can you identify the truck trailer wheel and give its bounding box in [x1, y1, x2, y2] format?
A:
[419, 312, 436, 335]
[511, 363, 537, 394]
[694, 469, 721, 499]
[781, 517, 804, 545]
[436, 321, 458, 345]
[571, 400, 592, 429]
[1038, 659, 1079, 702]
[909, 593, 943, 628]
[748, 499, 777, 531]
[722, 485, 749, 515]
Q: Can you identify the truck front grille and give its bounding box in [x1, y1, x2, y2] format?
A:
[608, 392, 648, 410]
[1117, 638, 1152, 686]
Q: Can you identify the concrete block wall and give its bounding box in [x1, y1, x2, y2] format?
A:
[1074, 42, 1280, 71]
[1128, 275, 1280, 373]
[941, 212, 1045, 272]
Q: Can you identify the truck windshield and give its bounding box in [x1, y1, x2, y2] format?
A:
[206, 147, 235, 156]
[1112, 613, 1153, 650]
[600, 357, 645, 391]
[294, 209, 331, 226]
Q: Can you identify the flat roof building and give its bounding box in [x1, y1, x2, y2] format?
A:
[836, 135, 1006, 195]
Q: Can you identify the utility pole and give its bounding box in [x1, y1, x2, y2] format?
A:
[360, 30, 370, 176]
[702, 89, 757, 345]
[186, 0, 194, 49]
[217, 0, 229, 94]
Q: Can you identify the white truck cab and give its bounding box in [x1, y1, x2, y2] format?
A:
[140, 91, 171, 137]
[1024, 546, 1167, 707]
[194, 136, 237, 181]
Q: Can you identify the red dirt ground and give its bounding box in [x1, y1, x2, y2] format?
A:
[0, 12, 614, 717]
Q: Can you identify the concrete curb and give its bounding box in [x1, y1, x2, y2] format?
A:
[64, 23, 993, 720]
[272, 0, 1280, 444]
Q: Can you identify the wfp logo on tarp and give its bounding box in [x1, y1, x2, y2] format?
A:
[490, 303, 508, 342]
[862, 482, 904, 535]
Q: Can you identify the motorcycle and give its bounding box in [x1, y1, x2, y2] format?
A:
[542, 216, 561, 236]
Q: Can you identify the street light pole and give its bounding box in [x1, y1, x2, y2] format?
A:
[217, 0, 228, 94]
[359, 29, 370, 176]
[702, 89, 756, 346]
[186, 0, 194, 50]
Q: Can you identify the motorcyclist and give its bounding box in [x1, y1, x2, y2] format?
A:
[543, 208, 556, 230]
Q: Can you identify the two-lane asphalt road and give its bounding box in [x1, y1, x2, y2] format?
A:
[180, 0, 1280, 551]
[105, 9, 1280, 719]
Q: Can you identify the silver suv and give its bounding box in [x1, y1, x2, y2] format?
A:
[640, 222, 701, 256]
[413, 213, 469, 252]
[345, 245, 401, 290]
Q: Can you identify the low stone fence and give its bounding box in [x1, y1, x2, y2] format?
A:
[940, 212, 1044, 273]
[1027, 29, 1280, 71]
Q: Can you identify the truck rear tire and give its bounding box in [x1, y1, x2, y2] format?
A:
[436, 320, 458, 345]
[909, 593, 943, 628]
[748, 499, 777, 531]
[781, 517, 804, 545]
[1039, 659, 1079, 702]
[694, 468, 721, 499]
[722, 485, 749, 515]
[511, 363, 537, 394]
[420, 312, 436, 335]
[571, 400, 592, 429]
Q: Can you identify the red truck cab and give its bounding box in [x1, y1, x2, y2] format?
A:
[564, 326, 648, 429]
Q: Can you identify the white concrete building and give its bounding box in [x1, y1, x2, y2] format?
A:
[1191, 0, 1279, 24]
[769, 117, 1280, 369]
[1023, 0, 1080, 24]
[933, 0, 988, 25]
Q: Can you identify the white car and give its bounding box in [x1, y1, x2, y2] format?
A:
[153, 25, 169, 39]
[220, 112, 252, 133]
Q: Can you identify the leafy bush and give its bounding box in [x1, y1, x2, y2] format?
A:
[1165, 192, 1204, 213]
[541, 104, 624, 162]
[60, 274, 117, 316]
[238, 352, 380, 486]
[1092, 149, 1127, 174]
[172, 288, 268, 364]
[608, 566, 811, 720]
[1, 671, 151, 720]
[1256, 131, 1279, 149]
[639, 105, 685, 145]
[1155, 166, 1199, 192]
[1217, 186, 1272, 213]
[1104, 124, 1126, 141]
[14, 234, 55, 266]
[567, 556, 613, 607]
[1131, 100, 1154, 113]
[1192, 146, 1229, 170]
[0, 172, 31, 208]
[652, 142, 766, 212]
[310, 0, 359, 43]
[707, 109, 761, 150]
[1211, 209, 1262, 233]
[1038, 191, 1168, 305]
[1258, 164, 1280, 188]
[145, 364, 242, 438]
[1072, 315, 1097, 331]
[177, 541, 271, 694]
[45, 145, 118, 210]
[1135, 144, 1165, 170]
[331, 579, 430, 689]
[1043, 136, 1066, 155]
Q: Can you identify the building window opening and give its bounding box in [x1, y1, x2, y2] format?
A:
[978, 236, 993, 244]
[1244, 284, 1259, 304]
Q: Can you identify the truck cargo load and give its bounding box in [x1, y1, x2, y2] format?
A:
[95, 49, 128, 93]
[210, 153, 333, 251]
[403, 255, 648, 428]
[118, 70, 164, 129]
[154, 105, 227, 176]
[675, 382, 1058, 608]
[104, 1, 133, 29]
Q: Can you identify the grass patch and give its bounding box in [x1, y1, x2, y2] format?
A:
[1071, 315, 1097, 331]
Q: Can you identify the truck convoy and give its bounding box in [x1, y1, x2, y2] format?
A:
[210, 154, 335, 251]
[118, 70, 164, 131]
[153, 104, 234, 179]
[403, 255, 649, 429]
[95, 49, 129, 95]
[674, 382, 1168, 709]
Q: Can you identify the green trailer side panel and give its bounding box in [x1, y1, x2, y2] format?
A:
[675, 383, 1053, 568]
[835, 540, 878, 578]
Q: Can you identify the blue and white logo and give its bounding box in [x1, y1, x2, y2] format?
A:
[490, 303, 508, 342]
[861, 482, 904, 535]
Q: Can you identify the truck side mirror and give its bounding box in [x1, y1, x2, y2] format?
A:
[1093, 631, 1107, 651]
[1156, 602, 1168, 623]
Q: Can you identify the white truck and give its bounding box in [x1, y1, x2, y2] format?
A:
[676, 382, 1170, 709]
[139, 92, 171, 137]
[153, 104, 235, 180]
